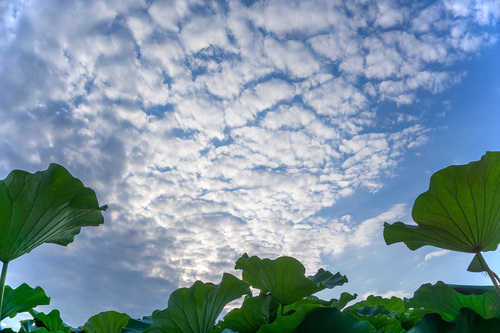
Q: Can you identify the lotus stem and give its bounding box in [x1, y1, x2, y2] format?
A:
[475, 252, 500, 296]
[494, 271, 500, 285]
[0, 261, 8, 330]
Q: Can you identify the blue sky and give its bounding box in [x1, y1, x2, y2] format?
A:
[0, 0, 499, 328]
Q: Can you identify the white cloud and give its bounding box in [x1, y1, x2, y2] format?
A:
[225, 79, 296, 127]
[425, 250, 450, 261]
[375, 0, 405, 28]
[261, 103, 315, 130]
[363, 289, 410, 300]
[148, 0, 192, 32]
[247, 0, 342, 37]
[127, 15, 154, 45]
[179, 14, 230, 54]
[264, 38, 320, 78]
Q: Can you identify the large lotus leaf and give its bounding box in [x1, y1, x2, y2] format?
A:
[405, 281, 500, 321]
[0, 163, 107, 263]
[384, 152, 500, 254]
[145, 273, 251, 333]
[223, 294, 279, 333]
[349, 309, 404, 333]
[82, 311, 130, 333]
[410, 307, 500, 333]
[235, 254, 347, 306]
[345, 297, 403, 333]
[283, 292, 357, 315]
[28, 309, 71, 333]
[256, 304, 373, 333]
[345, 295, 429, 332]
[1, 284, 50, 321]
[348, 295, 405, 313]
[121, 316, 152, 332]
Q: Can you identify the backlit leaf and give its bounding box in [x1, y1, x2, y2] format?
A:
[405, 281, 500, 321]
[0, 163, 107, 263]
[82, 311, 130, 333]
[1, 284, 50, 321]
[384, 152, 500, 254]
[145, 273, 251, 333]
[235, 254, 347, 306]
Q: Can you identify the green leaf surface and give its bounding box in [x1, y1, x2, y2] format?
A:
[28, 309, 71, 333]
[121, 316, 152, 332]
[410, 308, 500, 333]
[384, 151, 500, 253]
[345, 295, 429, 332]
[345, 296, 406, 333]
[0, 163, 107, 263]
[145, 273, 251, 333]
[349, 295, 405, 313]
[235, 254, 347, 306]
[405, 281, 500, 321]
[2, 328, 18, 333]
[224, 294, 279, 333]
[82, 311, 130, 333]
[282, 292, 356, 315]
[467, 254, 486, 272]
[256, 304, 373, 333]
[333, 292, 358, 310]
[1, 284, 50, 320]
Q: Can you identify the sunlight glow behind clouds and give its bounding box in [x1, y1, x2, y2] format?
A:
[0, 0, 498, 325]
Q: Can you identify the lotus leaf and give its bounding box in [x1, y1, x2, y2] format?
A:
[410, 308, 500, 333]
[0, 164, 106, 322]
[256, 304, 372, 333]
[82, 311, 130, 333]
[235, 254, 347, 307]
[384, 152, 500, 254]
[28, 309, 71, 333]
[145, 273, 251, 333]
[0, 163, 107, 263]
[405, 281, 500, 321]
[1, 284, 50, 321]
[224, 294, 279, 333]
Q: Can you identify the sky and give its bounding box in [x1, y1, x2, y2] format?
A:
[0, 0, 499, 329]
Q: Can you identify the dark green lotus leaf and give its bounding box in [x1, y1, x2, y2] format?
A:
[384, 152, 500, 254]
[209, 320, 232, 333]
[0, 163, 107, 263]
[224, 294, 279, 333]
[308, 268, 348, 289]
[256, 304, 373, 333]
[1, 284, 50, 321]
[145, 273, 251, 333]
[19, 324, 67, 333]
[405, 281, 500, 321]
[28, 309, 71, 333]
[82, 311, 130, 333]
[410, 307, 500, 333]
[348, 295, 405, 313]
[345, 305, 407, 333]
[291, 306, 373, 333]
[466, 253, 489, 273]
[121, 316, 152, 332]
[283, 292, 357, 315]
[344, 295, 429, 332]
[19, 319, 37, 332]
[1, 329, 16, 333]
[235, 254, 347, 307]
[333, 292, 358, 310]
